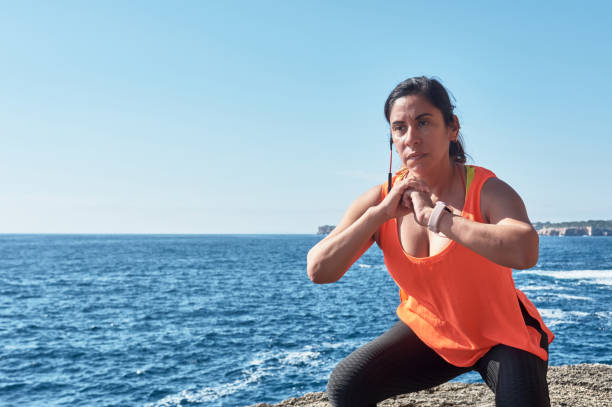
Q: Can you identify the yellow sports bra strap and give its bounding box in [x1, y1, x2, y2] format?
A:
[465, 165, 475, 196]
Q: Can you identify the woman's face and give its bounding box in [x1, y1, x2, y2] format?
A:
[389, 94, 458, 175]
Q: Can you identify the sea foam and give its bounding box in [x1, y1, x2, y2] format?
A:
[522, 269, 612, 286]
[539, 308, 590, 326]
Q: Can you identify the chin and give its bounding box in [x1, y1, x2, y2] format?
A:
[403, 162, 427, 175]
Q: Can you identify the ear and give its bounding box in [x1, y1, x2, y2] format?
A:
[448, 115, 460, 141]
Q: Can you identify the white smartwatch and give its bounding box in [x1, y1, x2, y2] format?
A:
[428, 201, 453, 235]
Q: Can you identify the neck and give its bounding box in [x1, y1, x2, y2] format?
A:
[414, 159, 458, 200]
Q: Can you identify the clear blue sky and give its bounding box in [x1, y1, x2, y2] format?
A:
[1, 1, 611, 233]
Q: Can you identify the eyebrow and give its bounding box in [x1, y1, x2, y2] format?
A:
[391, 113, 433, 126]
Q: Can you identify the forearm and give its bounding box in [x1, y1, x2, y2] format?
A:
[307, 206, 386, 283]
[439, 213, 539, 269]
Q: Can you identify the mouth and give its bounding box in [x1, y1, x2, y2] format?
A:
[406, 152, 425, 160]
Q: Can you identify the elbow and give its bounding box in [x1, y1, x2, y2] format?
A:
[514, 229, 539, 270]
[306, 257, 324, 284]
[306, 248, 325, 284]
[514, 250, 538, 270]
[306, 249, 340, 284]
[307, 265, 329, 284]
[307, 263, 338, 285]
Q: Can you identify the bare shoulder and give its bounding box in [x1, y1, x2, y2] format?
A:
[481, 177, 530, 224]
[482, 177, 518, 198]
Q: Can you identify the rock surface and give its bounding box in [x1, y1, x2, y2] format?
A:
[249, 364, 612, 407]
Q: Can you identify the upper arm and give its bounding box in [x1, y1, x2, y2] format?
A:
[480, 177, 539, 269]
[307, 184, 384, 283]
[481, 178, 532, 227]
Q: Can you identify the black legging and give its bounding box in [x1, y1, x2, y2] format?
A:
[327, 320, 550, 407]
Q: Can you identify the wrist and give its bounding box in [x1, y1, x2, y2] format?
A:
[437, 206, 454, 234]
[424, 206, 434, 226]
[427, 201, 452, 234]
[367, 205, 389, 224]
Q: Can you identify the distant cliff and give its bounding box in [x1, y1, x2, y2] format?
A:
[533, 220, 612, 236]
[317, 225, 335, 235]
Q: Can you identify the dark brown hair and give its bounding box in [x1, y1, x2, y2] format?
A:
[384, 76, 466, 163]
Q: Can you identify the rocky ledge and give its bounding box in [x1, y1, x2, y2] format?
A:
[249, 364, 611, 407]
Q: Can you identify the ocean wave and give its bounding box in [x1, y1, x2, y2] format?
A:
[555, 293, 593, 301]
[539, 308, 590, 326]
[280, 350, 321, 366]
[522, 269, 612, 286]
[320, 340, 361, 350]
[145, 346, 325, 406]
[518, 284, 567, 292]
[249, 346, 322, 368]
[143, 366, 267, 407]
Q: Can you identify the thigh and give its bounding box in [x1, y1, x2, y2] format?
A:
[476, 344, 550, 407]
[327, 320, 470, 407]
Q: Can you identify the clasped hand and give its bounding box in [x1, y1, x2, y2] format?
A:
[380, 176, 434, 226]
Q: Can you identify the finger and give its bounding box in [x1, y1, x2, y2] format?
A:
[402, 191, 413, 208]
[401, 176, 430, 191]
[390, 179, 415, 198]
[409, 189, 423, 199]
[410, 180, 431, 193]
[393, 177, 413, 190]
[399, 178, 429, 192]
[410, 189, 431, 205]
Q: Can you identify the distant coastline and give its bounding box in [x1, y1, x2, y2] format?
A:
[318, 220, 612, 236]
[317, 225, 335, 235]
[533, 220, 612, 236]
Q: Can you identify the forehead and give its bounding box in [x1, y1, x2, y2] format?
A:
[389, 95, 441, 121]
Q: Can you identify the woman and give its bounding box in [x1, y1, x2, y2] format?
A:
[306, 77, 553, 407]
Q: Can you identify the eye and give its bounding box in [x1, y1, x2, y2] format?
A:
[392, 125, 406, 135]
[418, 119, 429, 127]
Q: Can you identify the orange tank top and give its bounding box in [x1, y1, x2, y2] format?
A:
[379, 165, 554, 367]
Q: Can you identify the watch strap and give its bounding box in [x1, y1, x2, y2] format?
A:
[428, 201, 452, 234]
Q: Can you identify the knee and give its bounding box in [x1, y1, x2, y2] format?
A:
[326, 362, 352, 407]
[495, 369, 550, 407]
[486, 347, 550, 407]
[495, 386, 550, 407]
[326, 357, 365, 407]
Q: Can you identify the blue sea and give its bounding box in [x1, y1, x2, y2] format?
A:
[1, 235, 611, 406]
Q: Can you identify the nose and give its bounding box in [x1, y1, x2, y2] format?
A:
[403, 124, 420, 147]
